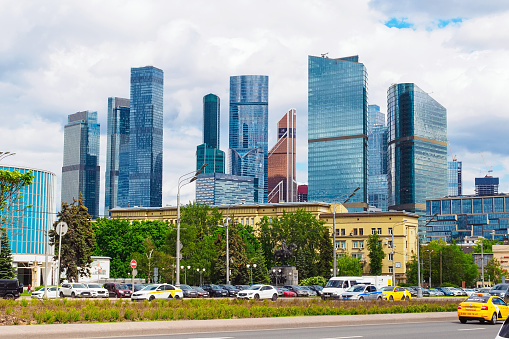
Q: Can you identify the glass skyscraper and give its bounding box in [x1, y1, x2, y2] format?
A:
[448, 160, 462, 196]
[61, 111, 100, 218]
[229, 75, 268, 203]
[196, 144, 225, 174]
[105, 97, 130, 213]
[195, 173, 256, 205]
[196, 93, 225, 174]
[128, 66, 163, 207]
[367, 105, 388, 211]
[308, 55, 368, 210]
[387, 83, 447, 223]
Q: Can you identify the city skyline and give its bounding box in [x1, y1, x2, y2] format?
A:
[2, 1, 509, 216]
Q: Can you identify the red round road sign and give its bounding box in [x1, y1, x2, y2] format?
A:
[130, 259, 137, 269]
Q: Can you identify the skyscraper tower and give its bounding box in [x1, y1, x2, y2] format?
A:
[196, 94, 225, 174]
[128, 66, 164, 207]
[229, 75, 269, 203]
[105, 97, 130, 213]
[308, 55, 368, 211]
[448, 160, 462, 196]
[268, 109, 297, 203]
[367, 104, 388, 211]
[387, 83, 447, 220]
[61, 111, 100, 218]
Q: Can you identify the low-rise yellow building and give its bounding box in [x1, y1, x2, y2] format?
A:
[110, 203, 418, 282]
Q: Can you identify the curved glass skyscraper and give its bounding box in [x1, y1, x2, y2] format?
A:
[229, 75, 268, 203]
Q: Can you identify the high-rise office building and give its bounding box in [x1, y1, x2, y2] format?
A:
[387, 83, 447, 222]
[61, 111, 100, 218]
[105, 97, 130, 213]
[268, 109, 297, 203]
[448, 160, 462, 196]
[196, 93, 225, 174]
[367, 105, 388, 211]
[297, 185, 308, 202]
[196, 144, 225, 174]
[229, 75, 269, 203]
[475, 176, 499, 196]
[308, 55, 368, 211]
[195, 173, 257, 205]
[128, 66, 164, 207]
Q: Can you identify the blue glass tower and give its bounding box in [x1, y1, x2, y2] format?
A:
[128, 66, 164, 207]
[105, 97, 130, 213]
[308, 55, 368, 210]
[229, 75, 268, 203]
[61, 111, 100, 218]
[387, 83, 447, 221]
[448, 160, 462, 196]
[368, 105, 388, 211]
[197, 93, 225, 174]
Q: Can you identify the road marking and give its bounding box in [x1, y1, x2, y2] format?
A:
[322, 336, 363, 339]
[188, 337, 234, 339]
[458, 327, 486, 331]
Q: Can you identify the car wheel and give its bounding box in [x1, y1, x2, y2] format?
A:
[490, 313, 497, 325]
[459, 317, 467, 324]
[60, 291, 65, 298]
[174, 295, 181, 300]
[254, 294, 260, 301]
[377, 296, 382, 301]
[149, 295, 155, 301]
[4, 294, 14, 300]
[405, 296, 410, 301]
[359, 296, 364, 301]
[71, 292, 76, 298]
[389, 295, 394, 301]
[271, 293, 278, 302]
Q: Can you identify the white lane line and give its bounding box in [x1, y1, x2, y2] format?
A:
[458, 327, 486, 331]
[322, 336, 363, 339]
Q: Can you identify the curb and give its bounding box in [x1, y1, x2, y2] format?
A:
[0, 312, 458, 339]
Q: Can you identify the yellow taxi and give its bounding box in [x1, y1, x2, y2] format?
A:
[381, 286, 411, 301]
[458, 295, 509, 324]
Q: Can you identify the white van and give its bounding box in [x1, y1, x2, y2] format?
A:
[321, 276, 392, 300]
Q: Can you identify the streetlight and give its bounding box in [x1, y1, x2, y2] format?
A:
[176, 163, 208, 286]
[181, 265, 191, 285]
[391, 219, 407, 287]
[247, 263, 257, 285]
[417, 213, 438, 297]
[331, 187, 360, 277]
[0, 152, 16, 162]
[428, 250, 434, 288]
[196, 268, 205, 285]
[219, 199, 245, 285]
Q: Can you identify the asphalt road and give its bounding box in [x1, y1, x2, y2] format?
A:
[96, 321, 501, 339]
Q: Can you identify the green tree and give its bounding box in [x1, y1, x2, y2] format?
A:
[473, 239, 503, 253]
[131, 238, 175, 283]
[337, 253, 363, 276]
[0, 229, 16, 278]
[485, 258, 507, 285]
[300, 276, 328, 286]
[250, 246, 270, 284]
[49, 195, 95, 282]
[213, 221, 249, 285]
[367, 233, 385, 275]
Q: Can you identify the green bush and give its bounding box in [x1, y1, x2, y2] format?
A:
[300, 276, 328, 286]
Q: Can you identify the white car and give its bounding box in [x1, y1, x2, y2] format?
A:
[496, 315, 509, 338]
[85, 283, 109, 298]
[59, 283, 92, 298]
[131, 284, 183, 301]
[31, 286, 58, 299]
[237, 285, 278, 301]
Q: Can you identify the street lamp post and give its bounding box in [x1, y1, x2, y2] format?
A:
[332, 187, 360, 277]
[428, 250, 434, 287]
[247, 264, 257, 285]
[176, 164, 207, 286]
[196, 268, 205, 285]
[391, 220, 407, 287]
[220, 199, 245, 285]
[0, 152, 16, 163]
[181, 265, 190, 285]
[417, 213, 439, 297]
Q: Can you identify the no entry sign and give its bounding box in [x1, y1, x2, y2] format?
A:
[130, 259, 137, 269]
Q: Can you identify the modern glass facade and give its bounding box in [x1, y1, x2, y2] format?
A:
[105, 97, 130, 214]
[229, 75, 268, 203]
[61, 111, 100, 218]
[367, 104, 388, 211]
[128, 66, 164, 208]
[448, 160, 462, 196]
[0, 166, 56, 255]
[426, 195, 509, 242]
[203, 94, 220, 149]
[268, 109, 297, 203]
[195, 173, 256, 205]
[308, 55, 368, 210]
[475, 176, 499, 196]
[387, 83, 447, 224]
[196, 144, 225, 174]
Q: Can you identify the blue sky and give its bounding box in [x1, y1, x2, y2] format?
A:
[1, 0, 509, 215]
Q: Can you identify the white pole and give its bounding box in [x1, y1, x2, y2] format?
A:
[332, 203, 336, 277]
[226, 206, 230, 285]
[57, 228, 62, 298]
[176, 185, 181, 286]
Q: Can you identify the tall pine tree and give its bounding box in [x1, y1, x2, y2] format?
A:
[0, 229, 16, 278]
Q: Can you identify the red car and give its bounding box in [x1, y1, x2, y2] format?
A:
[277, 287, 297, 297]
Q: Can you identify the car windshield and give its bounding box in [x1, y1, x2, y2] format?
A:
[494, 285, 509, 290]
[72, 284, 86, 288]
[347, 285, 366, 292]
[180, 285, 191, 290]
[211, 285, 221, 290]
[193, 287, 205, 292]
[314, 285, 323, 290]
[87, 284, 101, 288]
[248, 285, 263, 291]
[116, 284, 128, 290]
[381, 286, 394, 292]
[142, 285, 159, 291]
[325, 280, 343, 288]
[464, 296, 490, 303]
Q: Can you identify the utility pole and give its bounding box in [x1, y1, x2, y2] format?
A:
[440, 250, 442, 286]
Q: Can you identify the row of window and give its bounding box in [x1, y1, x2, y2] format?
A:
[335, 227, 394, 236]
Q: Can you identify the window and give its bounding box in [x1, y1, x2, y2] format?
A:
[335, 241, 340, 249]
[378, 241, 382, 246]
[340, 241, 346, 249]
[371, 228, 376, 235]
[388, 228, 393, 235]
[335, 229, 340, 236]
[358, 240, 364, 248]
[352, 241, 358, 248]
[388, 241, 393, 248]
[389, 266, 393, 273]
[353, 228, 358, 236]
[351, 253, 364, 261]
[377, 228, 382, 235]
[251, 218, 255, 225]
[359, 228, 363, 236]
[341, 229, 345, 236]
[388, 253, 394, 261]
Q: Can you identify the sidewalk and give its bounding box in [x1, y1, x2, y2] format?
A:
[0, 312, 458, 339]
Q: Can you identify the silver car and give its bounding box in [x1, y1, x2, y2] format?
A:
[340, 284, 381, 300]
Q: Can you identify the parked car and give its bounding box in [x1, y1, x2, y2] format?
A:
[477, 287, 492, 296]
[300, 286, 317, 297]
[84, 283, 109, 298]
[430, 288, 445, 296]
[0, 279, 22, 300]
[308, 285, 324, 296]
[496, 313, 509, 338]
[237, 285, 278, 301]
[406, 287, 417, 297]
[131, 284, 183, 301]
[124, 283, 145, 292]
[236, 285, 250, 291]
[218, 284, 240, 297]
[381, 286, 411, 301]
[463, 288, 476, 296]
[31, 286, 58, 299]
[490, 284, 509, 299]
[200, 284, 229, 297]
[59, 283, 92, 298]
[179, 284, 199, 298]
[437, 287, 455, 296]
[340, 284, 381, 300]
[283, 285, 309, 297]
[103, 282, 132, 298]
[275, 287, 297, 297]
[191, 286, 209, 298]
[458, 295, 509, 324]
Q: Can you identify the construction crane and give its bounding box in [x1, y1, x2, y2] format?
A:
[480, 152, 493, 177]
[448, 142, 457, 161]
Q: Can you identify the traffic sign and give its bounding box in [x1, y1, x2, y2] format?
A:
[56, 222, 68, 236]
[130, 259, 137, 269]
[132, 268, 138, 278]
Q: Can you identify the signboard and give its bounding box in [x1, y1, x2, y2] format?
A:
[130, 259, 137, 269]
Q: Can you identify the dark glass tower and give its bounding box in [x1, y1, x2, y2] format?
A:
[229, 75, 269, 203]
[387, 83, 447, 220]
[367, 104, 388, 211]
[203, 94, 220, 149]
[105, 97, 130, 213]
[308, 55, 368, 210]
[128, 66, 164, 207]
[61, 111, 100, 218]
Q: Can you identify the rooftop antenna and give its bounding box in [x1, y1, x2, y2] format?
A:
[321, 52, 329, 58]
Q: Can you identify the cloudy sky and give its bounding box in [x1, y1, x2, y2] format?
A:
[2, 0, 509, 216]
